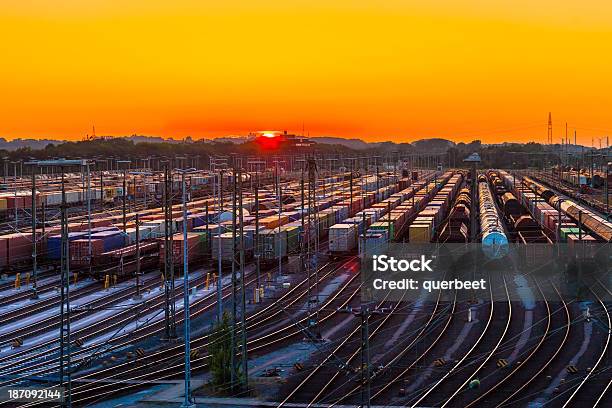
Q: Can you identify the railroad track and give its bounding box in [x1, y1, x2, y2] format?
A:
[0, 271, 162, 346]
[560, 279, 610, 407]
[0, 271, 209, 380]
[64, 259, 361, 406]
[459, 277, 555, 407]
[0, 275, 114, 325]
[68, 259, 344, 389]
[586, 279, 612, 408]
[322, 285, 457, 407]
[279, 277, 444, 407]
[0, 270, 57, 294]
[7, 258, 352, 406]
[316, 272, 496, 408]
[277, 289, 397, 406]
[0, 275, 65, 308]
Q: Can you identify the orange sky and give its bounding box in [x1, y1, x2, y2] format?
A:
[1, 1, 612, 145]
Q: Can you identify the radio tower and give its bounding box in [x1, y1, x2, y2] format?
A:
[547, 112, 553, 145]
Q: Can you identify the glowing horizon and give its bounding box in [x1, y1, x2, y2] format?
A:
[1, 1, 612, 146]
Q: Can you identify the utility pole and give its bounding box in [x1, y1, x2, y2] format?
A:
[238, 166, 248, 391]
[100, 170, 104, 207]
[273, 159, 283, 277]
[13, 161, 18, 227]
[178, 167, 197, 408]
[254, 171, 260, 290]
[217, 169, 224, 322]
[359, 304, 371, 408]
[86, 161, 92, 276]
[306, 156, 320, 337]
[230, 167, 238, 391]
[605, 161, 610, 219]
[547, 112, 553, 145]
[59, 169, 72, 408]
[299, 163, 311, 327]
[134, 213, 142, 300]
[163, 162, 177, 339]
[30, 164, 38, 299]
[123, 168, 127, 232]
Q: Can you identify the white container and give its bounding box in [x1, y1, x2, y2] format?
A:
[212, 232, 237, 262]
[143, 219, 175, 238]
[329, 223, 357, 253]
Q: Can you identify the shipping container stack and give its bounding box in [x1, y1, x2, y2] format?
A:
[409, 172, 462, 243]
[358, 171, 447, 254]
[243, 171, 405, 264]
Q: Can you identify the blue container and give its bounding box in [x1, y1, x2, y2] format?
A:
[91, 230, 126, 252]
[47, 232, 87, 260]
[283, 211, 300, 222]
[191, 213, 208, 228]
[343, 217, 366, 234]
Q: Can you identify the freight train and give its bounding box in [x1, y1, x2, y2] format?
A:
[503, 173, 611, 242]
[486, 171, 551, 244]
[478, 175, 509, 259]
[438, 187, 470, 243]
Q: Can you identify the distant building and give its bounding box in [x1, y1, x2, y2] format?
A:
[253, 130, 315, 149]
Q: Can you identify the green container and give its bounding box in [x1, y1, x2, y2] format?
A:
[261, 228, 288, 260]
[560, 227, 585, 241]
[284, 226, 299, 254]
[370, 221, 394, 239]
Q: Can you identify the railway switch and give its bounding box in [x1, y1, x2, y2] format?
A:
[567, 365, 578, 374]
[433, 358, 446, 367]
[496, 359, 509, 368]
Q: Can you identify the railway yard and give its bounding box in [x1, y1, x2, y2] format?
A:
[0, 155, 609, 408]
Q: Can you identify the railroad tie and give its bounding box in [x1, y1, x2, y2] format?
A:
[135, 348, 145, 358]
[73, 338, 84, 347]
[294, 362, 304, 371]
[190, 350, 200, 359]
[11, 338, 23, 348]
[496, 359, 508, 368]
[566, 365, 578, 374]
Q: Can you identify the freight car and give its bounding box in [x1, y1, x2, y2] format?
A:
[438, 187, 470, 243]
[90, 241, 160, 281]
[478, 177, 509, 258]
[522, 176, 612, 242]
[500, 192, 521, 218]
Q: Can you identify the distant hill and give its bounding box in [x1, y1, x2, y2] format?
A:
[313, 137, 456, 152]
[311, 137, 380, 150]
[0, 138, 64, 151]
[124, 135, 174, 144]
[411, 138, 456, 151]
